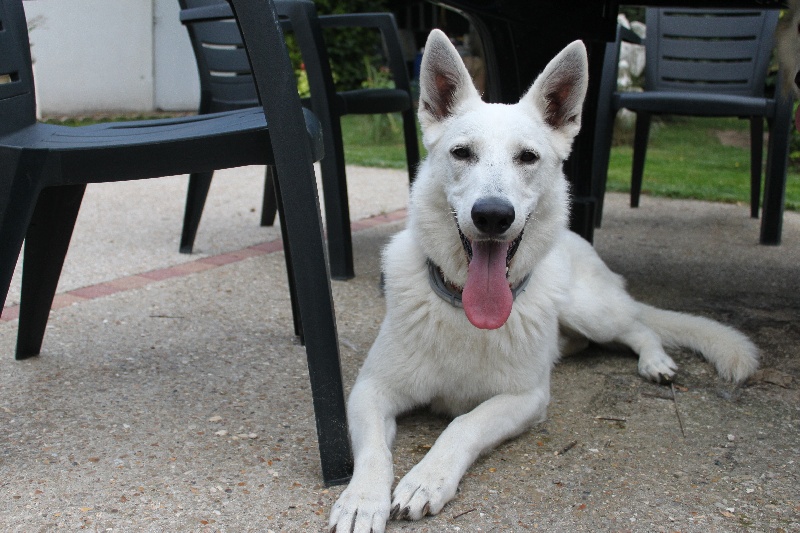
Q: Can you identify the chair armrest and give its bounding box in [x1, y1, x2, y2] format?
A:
[604, 23, 643, 84]
[618, 25, 643, 46]
[317, 12, 395, 31]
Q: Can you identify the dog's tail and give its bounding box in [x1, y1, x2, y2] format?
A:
[638, 304, 758, 383]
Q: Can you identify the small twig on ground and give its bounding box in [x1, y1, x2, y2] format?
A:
[671, 382, 687, 438]
[555, 440, 578, 456]
[453, 508, 476, 520]
[594, 416, 627, 422]
[641, 391, 672, 400]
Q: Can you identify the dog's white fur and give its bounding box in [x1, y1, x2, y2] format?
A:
[329, 30, 759, 533]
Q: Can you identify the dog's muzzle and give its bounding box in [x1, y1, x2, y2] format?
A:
[443, 208, 530, 330]
[455, 215, 525, 272]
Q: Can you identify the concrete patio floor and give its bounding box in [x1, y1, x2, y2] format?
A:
[1, 165, 798, 532]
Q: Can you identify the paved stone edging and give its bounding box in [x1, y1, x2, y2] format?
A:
[0, 209, 407, 322]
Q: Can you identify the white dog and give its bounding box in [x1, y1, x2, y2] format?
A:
[329, 30, 759, 533]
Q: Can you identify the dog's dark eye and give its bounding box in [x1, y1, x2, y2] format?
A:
[451, 146, 472, 160]
[518, 150, 539, 163]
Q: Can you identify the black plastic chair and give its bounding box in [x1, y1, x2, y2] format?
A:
[0, 0, 352, 484]
[177, 0, 280, 256]
[593, 8, 793, 244]
[179, 0, 419, 279]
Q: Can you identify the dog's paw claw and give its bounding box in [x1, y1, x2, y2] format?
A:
[638, 350, 678, 383]
[391, 466, 456, 521]
[388, 504, 401, 520]
[392, 506, 411, 520]
[389, 504, 419, 521]
[329, 484, 389, 533]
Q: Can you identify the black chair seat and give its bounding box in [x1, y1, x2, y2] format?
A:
[614, 91, 775, 118]
[2, 109, 323, 183]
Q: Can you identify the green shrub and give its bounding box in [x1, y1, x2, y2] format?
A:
[287, 0, 389, 92]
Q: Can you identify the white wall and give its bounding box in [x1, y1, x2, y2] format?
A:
[154, 0, 201, 111]
[24, 0, 200, 115]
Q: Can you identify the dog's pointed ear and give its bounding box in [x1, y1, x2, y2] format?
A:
[418, 29, 480, 128]
[524, 40, 588, 139]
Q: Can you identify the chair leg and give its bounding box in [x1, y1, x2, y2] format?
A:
[180, 171, 214, 254]
[591, 36, 623, 229]
[630, 112, 652, 208]
[0, 175, 40, 315]
[17, 184, 86, 359]
[749, 116, 763, 219]
[591, 108, 615, 227]
[260, 165, 278, 227]
[318, 117, 355, 280]
[761, 81, 793, 245]
[231, 0, 352, 485]
[272, 170, 303, 342]
[401, 108, 420, 184]
[272, 151, 353, 485]
[591, 105, 618, 229]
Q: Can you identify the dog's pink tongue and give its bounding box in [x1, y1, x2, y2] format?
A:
[462, 240, 512, 330]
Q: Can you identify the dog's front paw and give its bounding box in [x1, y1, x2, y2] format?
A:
[329, 482, 390, 533]
[390, 463, 458, 521]
[638, 348, 678, 383]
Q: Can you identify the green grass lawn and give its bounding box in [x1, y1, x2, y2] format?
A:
[340, 114, 424, 169]
[605, 116, 800, 212]
[46, 113, 800, 212]
[341, 114, 800, 212]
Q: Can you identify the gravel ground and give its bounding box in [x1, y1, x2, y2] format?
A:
[0, 168, 798, 531]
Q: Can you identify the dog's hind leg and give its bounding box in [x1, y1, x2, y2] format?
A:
[615, 322, 678, 382]
[559, 291, 678, 382]
[390, 385, 550, 521]
[559, 326, 590, 356]
[559, 233, 678, 382]
[637, 304, 758, 383]
[329, 378, 403, 533]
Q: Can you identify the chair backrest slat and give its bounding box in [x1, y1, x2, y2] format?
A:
[207, 75, 258, 105]
[658, 38, 761, 62]
[192, 18, 244, 46]
[179, 0, 259, 109]
[0, 0, 36, 133]
[644, 8, 778, 96]
[198, 41, 252, 73]
[658, 9, 767, 38]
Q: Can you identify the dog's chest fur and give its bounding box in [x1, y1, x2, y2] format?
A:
[362, 228, 571, 417]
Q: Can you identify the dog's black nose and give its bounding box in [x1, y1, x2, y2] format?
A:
[472, 197, 515, 236]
